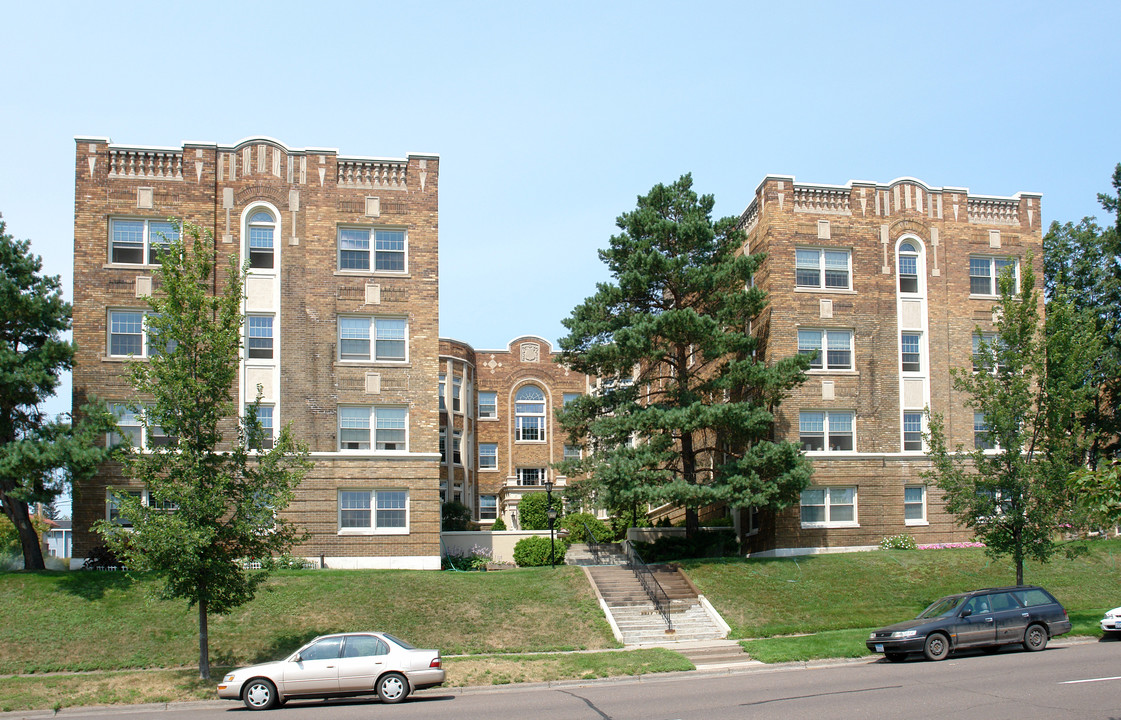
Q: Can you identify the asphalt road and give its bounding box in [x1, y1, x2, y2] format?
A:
[12, 639, 1121, 720]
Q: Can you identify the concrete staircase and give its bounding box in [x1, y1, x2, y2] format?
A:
[583, 560, 729, 646]
[565, 542, 628, 566]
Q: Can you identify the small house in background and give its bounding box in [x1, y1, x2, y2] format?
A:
[46, 519, 72, 559]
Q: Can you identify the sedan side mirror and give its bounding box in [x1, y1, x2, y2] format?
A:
[960, 608, 972, 618]
[291, 653, 302, 663]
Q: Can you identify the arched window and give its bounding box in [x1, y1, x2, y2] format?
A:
[898, 241, 919, 293]
[515, 385, 546, 442]
[247, 210, 275, 269]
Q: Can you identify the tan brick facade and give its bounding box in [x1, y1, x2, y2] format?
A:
[438, 336, 589, 527]
[72, 137, 441, 569]
[738, 176, 1043, 555]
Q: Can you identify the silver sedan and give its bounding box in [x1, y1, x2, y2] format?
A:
[217, 632, 445, 710]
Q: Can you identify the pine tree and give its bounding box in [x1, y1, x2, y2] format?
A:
[557, 175, 812, 538]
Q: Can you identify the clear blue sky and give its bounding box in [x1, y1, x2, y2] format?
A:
[2, 0, 1119, 426]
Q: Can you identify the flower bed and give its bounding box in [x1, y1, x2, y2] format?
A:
[916, 542, 986, 550]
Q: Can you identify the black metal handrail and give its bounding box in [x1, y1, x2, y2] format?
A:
[624, 542, 673, 632]
[582, 521, 603, 565]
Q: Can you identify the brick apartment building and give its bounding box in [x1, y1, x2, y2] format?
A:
[71, 136, 442, 569]
[732, 175, 1043, 556]
[438, 336, 589, 527]
[70, 135, 1041, 564]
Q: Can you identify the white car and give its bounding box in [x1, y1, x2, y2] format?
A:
[1101, 607, 1121, 635]
[217, 632, 445, 710]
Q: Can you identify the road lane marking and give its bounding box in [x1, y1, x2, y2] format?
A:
[1059, 676, 1121, 684]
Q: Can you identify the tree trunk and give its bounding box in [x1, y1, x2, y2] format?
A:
[0, 492, 45, 570]
[198, 594, 210, 680]
[685, 507, 699, 539]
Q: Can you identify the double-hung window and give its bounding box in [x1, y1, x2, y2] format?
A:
[438, 374, 447, 411]
[452, 430, 462, 465]
[338, 406, 407, 451]
[247, 211, 275, 269]
[798, 329, 853, 370]
[439, 428, 447, 463]
[904, 486, 927, 524]
[250, 405, 274, 450]
[564, 444, 582, 461]
[478, 391, 497, 419]
[799, 411, 854, 452]
[515, 385, 546, 441]
[109, 218, 179, 265]
[898, 242, 919, 293]
[479, 495, 498, 520]
[338, 316, 407, 362]
[246, 315, 274, 359]
[338, 489, 408, 532]
[972, 333, 1000, 373]
[108, 403, 177, 449]
[903, 412, 924, 451]
[452, 376, 462, 412]
[517, 468, 544, 486]
[796, 248, 851, 290]
[800, 487, 857, 527]
[970, 256, 1019, 296]
[900, 333, 921, 372]
[338, 228, 407, 272]
[974, 412, 995, 450]
[108, 310, 149, 357]
[479, 443, 498, 470]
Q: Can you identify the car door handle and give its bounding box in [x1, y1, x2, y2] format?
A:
[1021, 613, 1030, 618]
[984, 618, 993, 623]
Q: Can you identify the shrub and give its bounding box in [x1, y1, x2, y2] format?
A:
[443, 544, 494, 571]
[517, 492, 558, 531]
[560, 513, 610, 544]
[632, 530, 737, 562]
[490, 517, 507, 531]
[879, 534, 918, 550]
[513, 535, 566, 567]
[442, 501, 471, 531]
[702, 516, 734, 527]
[83, 544, 128, 570]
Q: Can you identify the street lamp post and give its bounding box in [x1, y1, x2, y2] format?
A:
[544, 479, 556, 568]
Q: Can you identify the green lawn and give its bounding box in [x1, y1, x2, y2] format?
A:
[681, 539, 1121, 638]
[0, 565, 616, 675]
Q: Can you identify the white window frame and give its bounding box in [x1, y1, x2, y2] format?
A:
[107, 403, 176, 450]
[478, 391, 497, 419]
[563, 444, 582, 461]
[337, 315, 408, 363]
[798, 410, 854, 452]
[795, 247, 852, 291]
[972, 332, 1001, 374]
[479, 495, 498, 520]
[479, 442, 498, 470]
[337, 406, 408, 452]
[107, 309, 155, 358]
[439, 427, 447, 464]
[105, 488, 177, 526]
[246, 210, 277, 270]
[563, 393, 581, 406]
[900, 332, 922, 373]
[337, 489, 409, 535]
[800, 486, 858, 528]
[452, 376, 462, 413]
[969, 255, 1020, 297]
[250, 404, 275, 450]
[514, 385, 547, 442]
[904, 485, 927, 526]
[108, 218, 179, 265]
[516, 467, 545, 486]
[798, 328, 853, 371]
[897, 241, 921, 294]
[903, 412, 925, 452]
[452, 429, 462, 465]
[743, 506, 761, 536]
[337, 226, 408, 274]
[246, 315, 275, 360]
[974, 412, 998, 451]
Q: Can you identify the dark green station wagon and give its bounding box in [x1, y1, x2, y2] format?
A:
[867, 586, 1072, 662]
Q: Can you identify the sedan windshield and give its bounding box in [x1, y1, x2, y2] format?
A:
[917, 595, 968, 619]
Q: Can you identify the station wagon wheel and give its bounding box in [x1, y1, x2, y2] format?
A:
[1023, 624, 1048, 652]
[377, 672, 409, 704]
[243, 678, 280, 711]
[923, 633, 950, 661]
[885, 652, 907, 663]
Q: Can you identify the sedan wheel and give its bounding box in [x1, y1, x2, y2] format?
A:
[923, 633, 950, 661]
[243, 678, 279, 711]
[1023, 624, 1048, 652]
[377, 672, 409, 704]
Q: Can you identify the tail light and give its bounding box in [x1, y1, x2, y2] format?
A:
[430, 657, 442, 668]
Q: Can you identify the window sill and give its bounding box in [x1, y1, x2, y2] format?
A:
[103, 356, 148, 363]
[514, 440, 547, 444]
[794, 287, 857, 295]
[968, 293, 1000, 300]
[103, 262, 162, 270]
[334, 270, 411, 279]
[800, 522, 860, 529]
[479, 467, 499, 472]
[337, 528, 410, 536]
[336, 360, 412, 367]
[806, 369, 858, 375]
[478, 417, 498, 422]
[905, 520, 929, 527]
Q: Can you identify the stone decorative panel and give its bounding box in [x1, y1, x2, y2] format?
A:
[903, 379, 924, 409]
[246, 276, 275, 310]
[245, 367, 273, 401]
[817, 219, 830, 239]
[989, 229, 1001, 248]
[822, 380, 835, 401]
[366, 196, 381, 217]
[819, 299, 833, 319]
[135, 276, 152, 298]
[137, 187, 154, 209]
[520, 343, 541, 363]
[365, 283, 381, 305]
[900, 300, 923, 330]
[365, 372, 381, 395]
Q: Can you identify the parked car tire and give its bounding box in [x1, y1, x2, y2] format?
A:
[885, 652, 907, 662]
[923, 633, 950, 661]
[1023, 624, 1048, 652]
[243, 678, 280, 711]
[377, 672, 409, 704]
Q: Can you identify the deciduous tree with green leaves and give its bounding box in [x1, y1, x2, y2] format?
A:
[95, 221, 310, 680]
[0, 218, 114, 570]
[925, 257, 1099, 585]
[556, 175, 812, 539]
